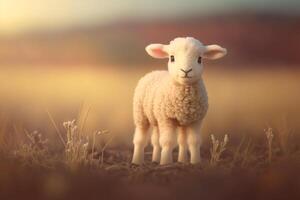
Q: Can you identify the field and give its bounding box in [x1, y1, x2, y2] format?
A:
[0, 66, 300, 199]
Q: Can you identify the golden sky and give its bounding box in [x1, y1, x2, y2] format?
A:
[0, 0, 299, 35]
[0, 0, 120, 34]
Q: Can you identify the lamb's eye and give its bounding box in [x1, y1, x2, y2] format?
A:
[170, 55, 175, 62]
[198, 56, 202, 64]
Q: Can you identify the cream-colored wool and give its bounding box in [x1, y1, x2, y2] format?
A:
[132, 37, 227, 165]
[134, 71, 208, 127]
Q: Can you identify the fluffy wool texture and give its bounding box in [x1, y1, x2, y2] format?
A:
[133, 71, 208, 127]
[132, 37, 226, 165]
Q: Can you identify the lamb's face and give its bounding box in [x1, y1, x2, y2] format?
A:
[167, 38, 205, 84]
[146, 37, 227, 85]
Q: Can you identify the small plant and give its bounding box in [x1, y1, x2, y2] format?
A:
[47, 107, 111, 168]
[265, 127, 274, 163]
[210, 134, 229, 166]
[232, 136, 254, 168]
[63, 119, 110, 169]
[14, 130, 51, 168]
[63, 120, 89, 167]
[276, 117, 293, 155]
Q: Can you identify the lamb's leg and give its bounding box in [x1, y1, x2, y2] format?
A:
[159, 121, 177, 165]
[151, 126, 160, 163]
[187, 122, 202, 164]
[178, 126, 188, 163]
[132, 125, 149, 165]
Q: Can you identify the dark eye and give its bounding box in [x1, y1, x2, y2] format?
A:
[170, 55, 175, 62]
[198, 56, 202, 64]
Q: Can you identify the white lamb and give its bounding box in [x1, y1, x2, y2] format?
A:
[132, 37, 227, 165]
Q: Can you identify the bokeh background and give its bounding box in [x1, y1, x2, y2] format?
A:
[0, 0, 300, 146]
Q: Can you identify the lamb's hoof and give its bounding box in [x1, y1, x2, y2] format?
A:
[160, 160, 173, 165]
[178, 158, 188, 163]
[151, 161, 159, 165]
[130, 162, 140, 168]
[152, 158, 160, 163]
[131, 160, 143, 165]
[190, 158, 201, 164]
[131, 156, 144, 165]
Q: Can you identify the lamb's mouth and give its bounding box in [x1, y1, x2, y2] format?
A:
[181, 76, 192, 79]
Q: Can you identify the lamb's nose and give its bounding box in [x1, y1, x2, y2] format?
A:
[180, 68, 192, 74]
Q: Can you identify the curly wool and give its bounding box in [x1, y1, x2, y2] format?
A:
[133, 70, 208, 127]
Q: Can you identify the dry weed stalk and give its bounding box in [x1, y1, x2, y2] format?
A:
[265, 127, 274, 163]
[99, 133, 114, 166]
[63, 120, 89, 167]
[14, 130, 50, 168]
[47, 107, 110, 168]
[0, 117, 9, 154]
[276, 117, 293, 154]
[63, 119, 110, 168]
[91, 129, 110, 166]
[210, 134, 229, 166]
[232, 137, 254, 168]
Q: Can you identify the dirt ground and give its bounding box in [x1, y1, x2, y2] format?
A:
[1, 144, 299, 200]
[0, 68, 299, 200]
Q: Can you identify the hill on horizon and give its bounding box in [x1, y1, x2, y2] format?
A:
[0, 13, 299, 68]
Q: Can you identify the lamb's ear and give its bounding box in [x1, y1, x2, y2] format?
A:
[145, 44, 169, 59]
[203, 45, 227, 60]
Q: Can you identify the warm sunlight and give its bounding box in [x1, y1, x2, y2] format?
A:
[1, 0, 299, 35]
[0, 0, 300, 199]
[0, 0, 116, 34]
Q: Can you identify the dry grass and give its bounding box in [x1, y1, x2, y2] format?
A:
[265, 128, 274, 163]
[0, 111, 299, 199]
[210, 134, 229, 166]
[232, 136, 255, 168]
[0, 67, 300, 146]
[0, 66, 299, 199]
[14, 130, 51, 168]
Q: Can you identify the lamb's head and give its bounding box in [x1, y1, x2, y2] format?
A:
[146, 37, 227, 85]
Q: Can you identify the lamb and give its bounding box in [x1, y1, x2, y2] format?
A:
[132, 37, 227, 165]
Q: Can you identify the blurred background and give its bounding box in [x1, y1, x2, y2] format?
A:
[0, 0, 299, 146]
